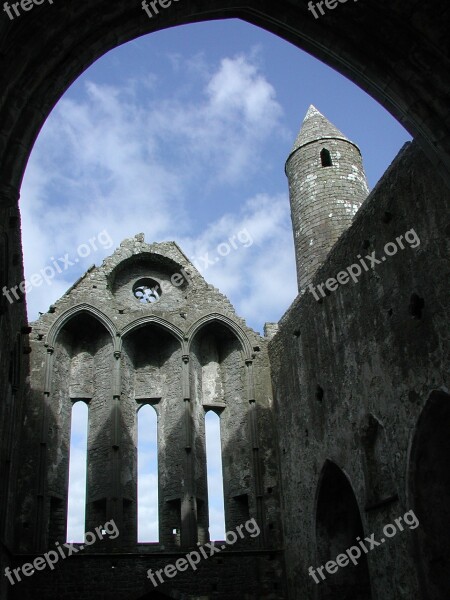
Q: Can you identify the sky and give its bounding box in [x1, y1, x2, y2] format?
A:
[20, 18, 412, 543]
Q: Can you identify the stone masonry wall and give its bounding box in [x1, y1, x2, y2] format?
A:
[286, 137, 369, 292]
[269, 140, 450, 600]
[0, 203, 29, 600]
[11, 237, 286, 599]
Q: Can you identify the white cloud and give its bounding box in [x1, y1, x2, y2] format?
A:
[20, 50, 294, 329]
[180, 193, 297, 332]
[148, 53, 285, 185]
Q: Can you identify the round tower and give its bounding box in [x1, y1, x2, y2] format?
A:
[285, 105, 369, 292]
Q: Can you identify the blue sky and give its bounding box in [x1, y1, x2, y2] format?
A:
[22, 18, 411, 542]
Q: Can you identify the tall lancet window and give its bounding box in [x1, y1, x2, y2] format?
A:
[321, 148, 333, 167]
[66, 400, 88, 542]
[138, 404, 159, 542]
[205, 410, 226, 540]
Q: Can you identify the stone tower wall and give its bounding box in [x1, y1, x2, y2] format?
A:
[286, 136, 369, 291]
[270, 140, 450, 599]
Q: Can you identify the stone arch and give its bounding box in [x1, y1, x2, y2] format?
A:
[46, 308, 116, 543]
[46, 303, 118, 350]
[408, 389, 450, 599]
[121, 320, 184, 547]
[187, 313, 252, 359]
[0, 0, 449, 206]
[314, 460, 372, 599]
[188, 316, 253, 537]
[121, 317, 185, 354]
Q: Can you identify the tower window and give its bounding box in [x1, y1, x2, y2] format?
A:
[320, 148, 333, 167]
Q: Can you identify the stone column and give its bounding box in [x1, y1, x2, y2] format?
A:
[246, 358, 265, 545]
[181, 353, 197, 547]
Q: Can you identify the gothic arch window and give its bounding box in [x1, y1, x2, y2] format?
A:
[50, 313, 113, 544]
[320, 148, 333, 167]
[205, 410, 226, 540]
[66, 400, 89, 542]
[137, 403, 159, 542]
[410, 390, 450, 598]
[315, 461, 372, 598]
[191, 320, 247, 539]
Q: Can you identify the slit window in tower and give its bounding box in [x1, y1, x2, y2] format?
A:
[67, 400, 88, 543]
[321, 148, 333, 167]
[205, 410, 226, 540]
[138, 404, 159, 542]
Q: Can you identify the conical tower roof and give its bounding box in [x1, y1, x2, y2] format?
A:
[289, 105, 353, 156]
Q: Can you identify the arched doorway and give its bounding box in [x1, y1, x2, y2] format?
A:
[315, 461, 372, 600]
[410, 390, 450, 599]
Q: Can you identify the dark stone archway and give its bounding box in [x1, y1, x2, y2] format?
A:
[0, 0, 449, 207]
[410, 390, 450, 600]
[315, 461, 372, 600]
[0, 5, 449, 600]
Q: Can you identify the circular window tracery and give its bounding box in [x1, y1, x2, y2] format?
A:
[132, 278, 162, 304]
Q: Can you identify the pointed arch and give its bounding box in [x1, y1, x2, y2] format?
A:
[45, 307, 116, 543]
[122, 320, 183, 547]
[314, 460, 372, 599]
[46, 303, 118, 350]
[409, 389, 450, 599]
[120, 316, 185, 353]
[187, 314, 252, 359]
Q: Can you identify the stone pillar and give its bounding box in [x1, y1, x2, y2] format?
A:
[246, 359, 265, 545]
[181, 353, 197, 547]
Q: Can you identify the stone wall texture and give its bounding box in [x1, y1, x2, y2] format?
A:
[0, 3, 449, 594]
[12, 238, 285, 599]
[286, 107, 369, 291]
[269, 140, 450, 600]
[9, 138, 449, 600]
[0, 203, 29, 600]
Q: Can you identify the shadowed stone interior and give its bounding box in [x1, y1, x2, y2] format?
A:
[0, 3, 449, 598]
